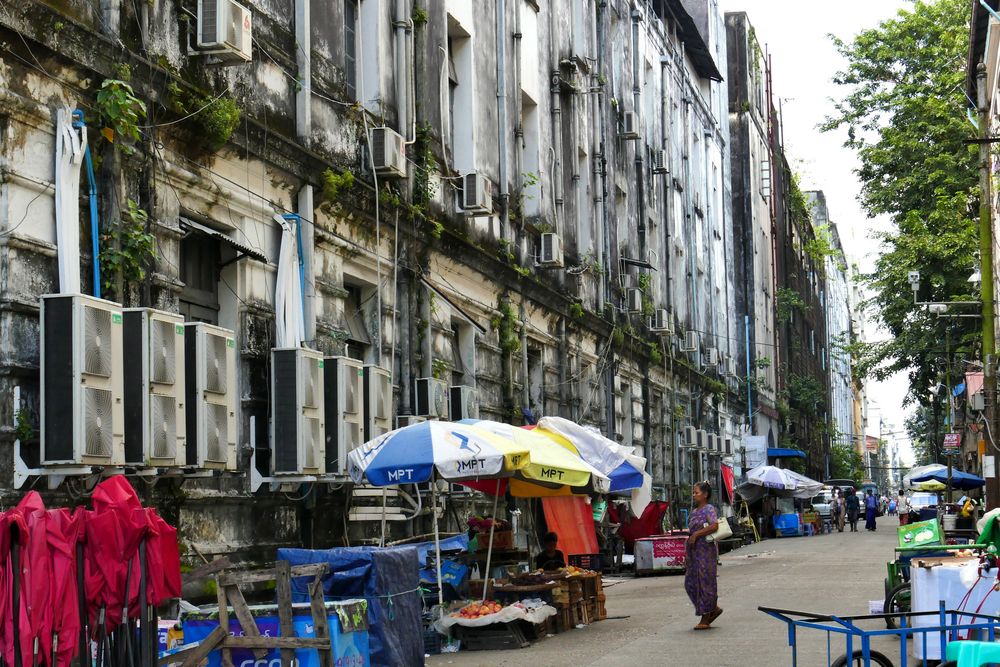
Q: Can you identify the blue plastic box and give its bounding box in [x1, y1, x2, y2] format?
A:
[183, 601, 369, 667]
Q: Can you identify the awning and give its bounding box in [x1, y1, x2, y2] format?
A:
[767, 448, 806, 459]
[179, 217, 267, 264]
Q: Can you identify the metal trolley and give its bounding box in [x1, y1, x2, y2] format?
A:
[760, 603, 1000, 667]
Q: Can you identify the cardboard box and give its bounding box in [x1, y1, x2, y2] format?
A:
[898, 519, 942, 548]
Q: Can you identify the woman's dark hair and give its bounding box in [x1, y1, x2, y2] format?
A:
[695, 481, 712, 500]
[542, 531, 558, 545]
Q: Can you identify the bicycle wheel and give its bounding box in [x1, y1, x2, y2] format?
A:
[884, 582, 911, 630]
[830, 649, 894, 667]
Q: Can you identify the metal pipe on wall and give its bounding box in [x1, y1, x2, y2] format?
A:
[497, 0, 510, 242]
[596, 0, 616, 440]
[295, 0, 311, 142]
[631, 10, 647, 258]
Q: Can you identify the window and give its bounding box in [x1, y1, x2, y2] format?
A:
[344, 0, 358, 101]
[446, 17, 475, 172]
[344, 284, 371, 361]
[179, 232, 221, 324]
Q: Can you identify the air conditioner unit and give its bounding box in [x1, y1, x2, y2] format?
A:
[462, 172, 494, 213]
[684, 425, 697, 447]
[324, 356, 364, 474]
[539, 232, 565, 268]
[724, 355, 737, 378]
[653, 149, 669, 174]
[681, 330, 699, 352]
[184, 322, 237, 470]
[705, 348, 719, 367]
[122, 308, 186, 467]
[970, 392, 986, 411]
[196, 0, 252, 63]
[450, 385, 479, 421]
[696, 429, 707, 450]
[396, 415, 427, 428]
[649, 308, 672, 334]
[626, 288, 643, 313]
[363, 365, 392, 442]
[370, 126, 407, 178]
[709, 434, 720, 452]
[271, 347, 325, 475]
[41, 294, 125, 466]
[724, 438, 733, 455]
[619, 111, 640, 139]
[415, 377, 449, 417]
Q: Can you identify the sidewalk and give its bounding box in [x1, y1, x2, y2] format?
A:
[427, 527, 900, 666]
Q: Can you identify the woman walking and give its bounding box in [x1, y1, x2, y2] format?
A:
[685, 481, 723, 630]
[864, 489, 878, 531]
[845, 488, 860, 532]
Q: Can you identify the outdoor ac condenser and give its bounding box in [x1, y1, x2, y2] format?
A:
[539, 233, 565, 267]
[184, 322, 237, 470]
[370, 127, 407, 178]
[415, 377, 449, 417]
[684, 425, 698, 448]
[122, 308, 186, 467]
[324, 356, 364, 474]
[271, 347, 325, 475]
[450, 386, 479, 421]
[462, 172, 494, 213]
[649, 309, 671, 334]
[41, 293, 126, 466]
[363, 364, 392, 443]
[196, 0, 252, 62]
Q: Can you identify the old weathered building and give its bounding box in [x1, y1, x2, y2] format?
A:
[0, 0, 770, 560]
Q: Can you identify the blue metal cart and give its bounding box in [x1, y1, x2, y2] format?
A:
[760, 603, 1000, 667]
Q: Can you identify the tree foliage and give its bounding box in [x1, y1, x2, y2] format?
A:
[823, 0, 980, 406]
[829, 443, 865, 486]
[905, 403, 946, 466]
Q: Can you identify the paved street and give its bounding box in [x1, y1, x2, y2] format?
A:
[428, 527, 900, 666]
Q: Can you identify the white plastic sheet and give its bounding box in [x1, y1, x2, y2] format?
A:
[434, 603, 557, 631]
[274, 214, 304, 347]
[55, 107, 85, 293]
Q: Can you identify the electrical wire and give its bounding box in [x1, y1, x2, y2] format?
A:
[138, 84, 234, 129]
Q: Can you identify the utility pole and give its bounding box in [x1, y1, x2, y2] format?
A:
[977, 62, 999, 509]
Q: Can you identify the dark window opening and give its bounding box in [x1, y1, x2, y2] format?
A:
[179, 232, 221, 324]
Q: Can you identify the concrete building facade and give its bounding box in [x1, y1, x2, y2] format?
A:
[0, 0, 762, 559]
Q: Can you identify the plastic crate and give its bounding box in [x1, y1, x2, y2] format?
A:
[568, 554, 602, 571]
[423, 628, 442, 655]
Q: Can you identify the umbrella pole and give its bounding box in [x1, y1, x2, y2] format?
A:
[11, 526, 21, 667]
[481, 480, 500, 602]
[77, 541, 87, 667]
[432, 475, 444, 611]
[138, 540, 148, 667]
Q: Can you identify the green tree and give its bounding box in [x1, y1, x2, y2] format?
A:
[905, 404, 945, 466]
[829, 443, 864, 486]
[823, 0, 980, 405]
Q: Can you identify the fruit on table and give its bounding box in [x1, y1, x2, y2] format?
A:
[451, 600, 505, 618]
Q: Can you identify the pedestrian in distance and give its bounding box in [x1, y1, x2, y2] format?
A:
[865, 489, 878, 531]
[685, 481, 723, 631]
[845, 488, 861, 532]
[831, 488, 845, 533]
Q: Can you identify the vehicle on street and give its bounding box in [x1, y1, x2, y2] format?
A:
[810, 488, 834, 521]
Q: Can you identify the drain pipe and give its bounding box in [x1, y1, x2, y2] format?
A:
[72, 112, 101, 298]
[596, 0, 615, 440]
[295, 0, 311, 141]
[631, 10, 647, 258]
[497, 0, 510, 242]
[394, 0, 408, 137]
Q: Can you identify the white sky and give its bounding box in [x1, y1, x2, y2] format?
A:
[716, 0, 915, 463]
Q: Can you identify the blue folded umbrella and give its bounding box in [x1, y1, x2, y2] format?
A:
[608, 460, 645, 493]
[911, 468, 985, 490]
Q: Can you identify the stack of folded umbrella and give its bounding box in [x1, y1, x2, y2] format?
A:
[0, 476, 180, 667]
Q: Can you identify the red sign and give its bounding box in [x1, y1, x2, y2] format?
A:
[943, 433, 961, 450]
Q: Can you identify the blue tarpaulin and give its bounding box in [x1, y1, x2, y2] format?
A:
[768, 448, 806, 459]
[277, 546, 422, 667]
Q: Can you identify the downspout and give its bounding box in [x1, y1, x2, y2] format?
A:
[660, 58, 672, 315]
[597, 0, 615, 439]
[297, 188, 316, 340]
[295, 0, 311, 142]
[632, 10, 647, 258]
[559, 318, 569, 414]
[394, 0, 408, 137]
[497, 0, 510, 242]
[548, 0, 564, 237]
[72, 112, 101, 298]
[520, 300, 529, 412]
[514, 3, 523, 210]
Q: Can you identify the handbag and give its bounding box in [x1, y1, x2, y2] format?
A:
[707, 516, 733, 542]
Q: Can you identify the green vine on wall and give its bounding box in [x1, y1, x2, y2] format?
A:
[491, 299, 521, 356]
[776, 286, 808, 324]
[99, 199, 156, 299]
[95, 78, 147, 154]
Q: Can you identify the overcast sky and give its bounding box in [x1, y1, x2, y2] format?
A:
[716, 0, 915, 463]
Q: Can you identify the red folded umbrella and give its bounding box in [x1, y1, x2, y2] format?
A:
[143, 509, 181, 603]
[46, 508, 83, 666]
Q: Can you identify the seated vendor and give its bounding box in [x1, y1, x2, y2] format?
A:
[534, 531, 566, 571]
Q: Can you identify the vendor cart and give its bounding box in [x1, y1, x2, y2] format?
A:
[882, 544, 985, 630]
[634, 532, 687, 575]
[760, 603, 1000, 667]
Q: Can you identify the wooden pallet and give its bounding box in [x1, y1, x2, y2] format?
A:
[454, 622, 530, 650]
[161, 560, 336, 667]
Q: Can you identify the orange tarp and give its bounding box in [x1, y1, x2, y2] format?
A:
[542, 496, 599, 556]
